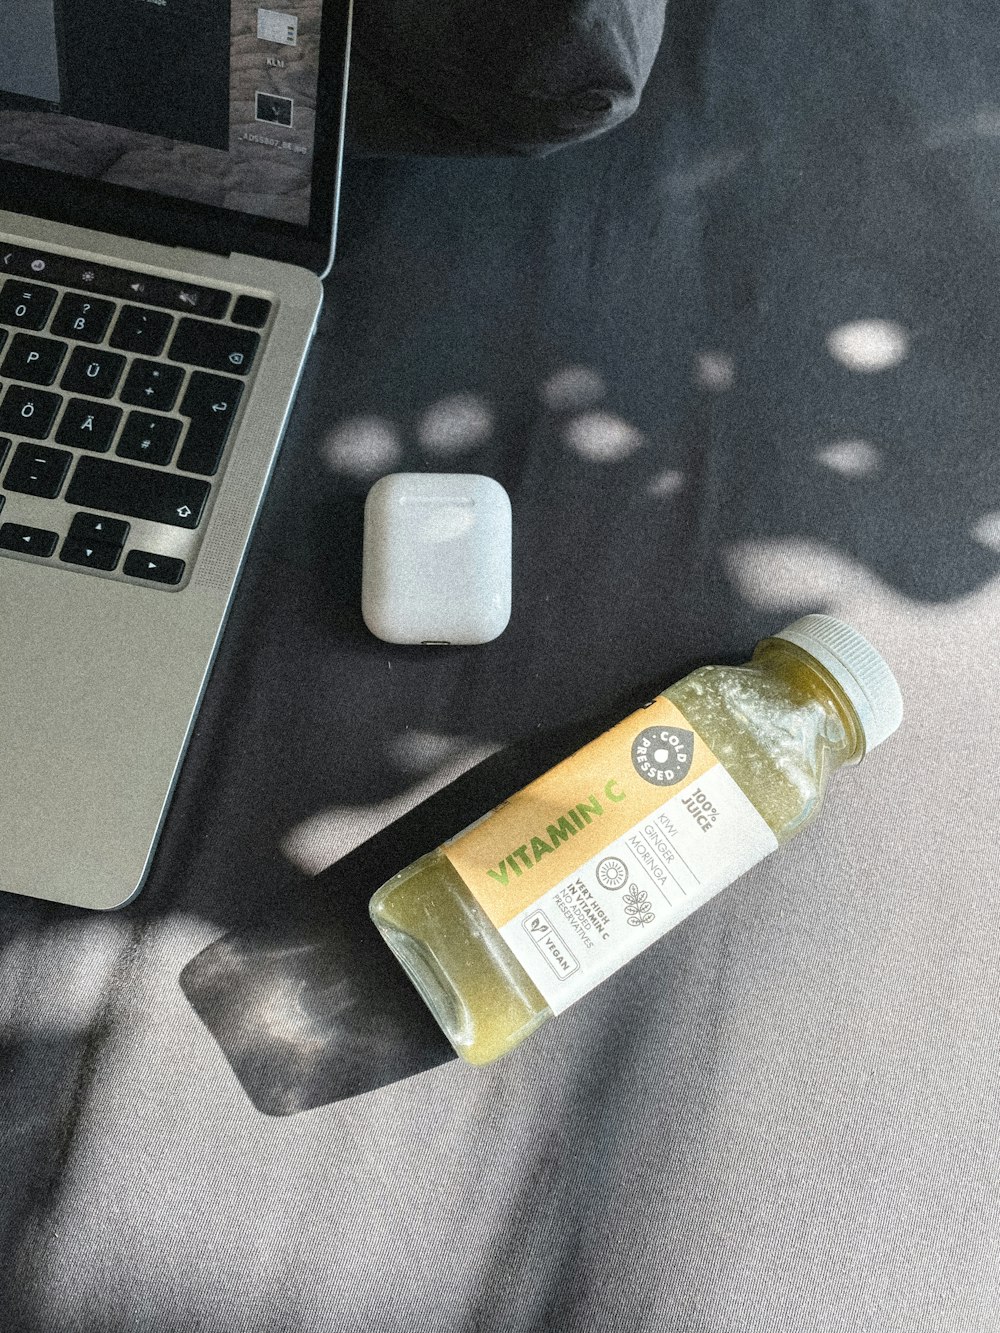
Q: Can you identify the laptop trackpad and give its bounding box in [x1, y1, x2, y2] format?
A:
[0, 556, 223, 909]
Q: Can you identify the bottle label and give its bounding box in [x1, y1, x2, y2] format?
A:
[444, 698, 778, 1013]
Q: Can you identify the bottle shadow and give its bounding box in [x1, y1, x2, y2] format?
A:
[179, 674, 724, 1113]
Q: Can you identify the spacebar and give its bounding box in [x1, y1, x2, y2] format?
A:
[65, 456, 210, 529]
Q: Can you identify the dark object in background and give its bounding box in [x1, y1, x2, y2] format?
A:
[347, 0, 667, 156]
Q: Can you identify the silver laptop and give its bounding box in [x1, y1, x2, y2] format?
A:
[0, 1, 352, 909]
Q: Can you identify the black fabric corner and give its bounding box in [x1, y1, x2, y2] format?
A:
[347, 0, 667, 157]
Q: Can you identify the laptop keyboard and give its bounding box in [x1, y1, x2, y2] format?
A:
[0, 244, 273, 589]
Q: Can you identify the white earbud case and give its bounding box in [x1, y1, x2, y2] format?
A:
[362, 473, 512, 645]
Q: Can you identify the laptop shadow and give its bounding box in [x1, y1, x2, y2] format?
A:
[179, 683, 695, 1113]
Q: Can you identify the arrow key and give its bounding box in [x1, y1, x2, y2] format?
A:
[60, 536, 122, 571]
[0, 522, 58, 557]
[123, 550, 185, 585]
[68, 512, 129, 548]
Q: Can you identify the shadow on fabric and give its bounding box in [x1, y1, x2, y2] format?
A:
[179, 677, 702, 1111]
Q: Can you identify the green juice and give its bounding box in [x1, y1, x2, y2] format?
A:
[370, 617, 901, 1065]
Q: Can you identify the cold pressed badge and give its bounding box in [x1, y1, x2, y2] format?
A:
[631, 725, 694, 785]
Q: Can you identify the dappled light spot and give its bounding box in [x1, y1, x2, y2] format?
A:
[827, 320, 910, 373]
[694, 351, 735, 392]
[646, 469, 684, 497]
[816, 439, 881, 477]
[564, 410, 644, 461]
[323, 416, 402, 476]
[281, 741, 499, 875]
[260, 975, 330, 1051]
[541, 366, 606, 411]
[930, 106, 1000, 146]
[5, 917, 130, 1036]
[725, 538, 870, 610]
[417, 393, 492, 455]
[665, 149, 745, 196]
[974, 106, 1000, 137]
[389, 730, 465, 774]
[972, 512, 1000, 552]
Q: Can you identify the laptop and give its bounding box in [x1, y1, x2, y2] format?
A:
[0, 1, 352, 909]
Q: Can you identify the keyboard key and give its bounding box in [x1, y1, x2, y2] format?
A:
[60, 347, 126, 399]
[0, 248, 36, 276]
[0, 247, 230, 318]
[117, 411, 182, 466]
[119, 360, 184, 412]
[0, 522, 58, 557]
[1, 333, 67, 386]
[60, 537, 122, 571]
[50, 294, 115, 343]
[109, 306, 174, 356]
[0, 280, 57, 330]
[0, 385, 62, 439]
[55, 399, 122, 452]
[177, 372, 243, 476]
[113, 274, 230, 320]
[0, 248, 80, 287]
[123, 550, 185, 585]
[65, 456, 210, 529]
[168, 318, 258, 376]
[0, 437, 10, 469]
[4, 441, 72, 497]
[69, 512, 130, 547]
[231, 295, 272, 329]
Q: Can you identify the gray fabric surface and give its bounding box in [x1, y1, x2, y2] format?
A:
[4, 2, 1000, 1329]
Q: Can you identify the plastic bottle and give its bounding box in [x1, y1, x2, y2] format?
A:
[369, 616, 903, 1065]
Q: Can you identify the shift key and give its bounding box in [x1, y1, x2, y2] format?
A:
[65, 456, 210, 529]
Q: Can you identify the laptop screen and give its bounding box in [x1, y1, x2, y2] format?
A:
[0, 2, 324, 229]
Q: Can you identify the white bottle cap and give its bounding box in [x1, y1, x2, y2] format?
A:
[772, 614, 903, 756]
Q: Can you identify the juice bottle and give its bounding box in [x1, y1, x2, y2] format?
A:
[369, 615, 903, 1065]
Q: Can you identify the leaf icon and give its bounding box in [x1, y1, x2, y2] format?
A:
[622, 885, 654, 926]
